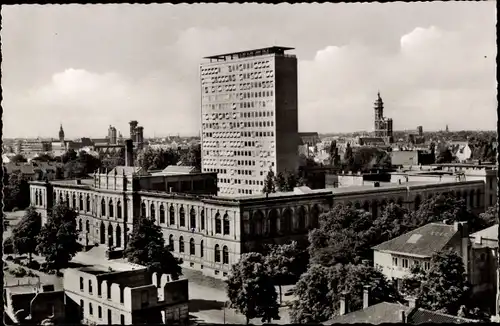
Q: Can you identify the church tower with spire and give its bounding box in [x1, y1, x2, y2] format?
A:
[373, 92, 394, 143]
[59, 124, 65, 142]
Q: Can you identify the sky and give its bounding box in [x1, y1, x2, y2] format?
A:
[2, 3, 497, 139]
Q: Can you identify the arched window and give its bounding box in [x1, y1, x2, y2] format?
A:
[179, 236, 185, 253]
[59, 193, 63, 203]
[311, 205, 320, 229]
[66, 193, 70, 205]
[298, 207, 306, 230]
[215, 244, 221, 262]
[72, 194, 76, 208]
[78, 219, 83, 231]
[223, 246, 229, 264]
[108, 224, 114, 247]
[86, 220, 90, 232]
[39, 192, 43, 206]
[86, 195, 91, 212]
[201, 210, 205, 230]
[117, 201, 122, 219]
[252, 211, 263, 236]
[223, 214, 230, 235]
[35, 191, 39, 206]
[190, 208, 196, 229]
[116, 225, 122, 248]
[150, 204, 155, 220]
[179, 206, 186, 227]
[215, 213, 222, 234]
[79, 194, 84, 211]
[414, 195, 421, 210]
[168, 235, 174, 251]
[282, 209, 292, 233]
[269, 209, 279, 235]
[189, 238, 195, 255]
[101, 199, 106, 217]
[200, 240, 204, 258]
[169, 205, 175, 225]
[109, 200, 114, 218]
[159, 205, 165, 224]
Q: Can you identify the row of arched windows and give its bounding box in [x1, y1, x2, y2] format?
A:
[167, 235, 229, 264]
[100, 199, 122, 219]
[55, 191, 92, 212]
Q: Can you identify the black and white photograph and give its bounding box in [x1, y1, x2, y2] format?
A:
[1, 2, 498, 325]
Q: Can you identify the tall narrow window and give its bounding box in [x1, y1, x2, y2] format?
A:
[201, 210, 205, 230]
[215, 244, 221, 262]
[223, 214, 230, 235]
[190, 238, 195, 255]
[223, 246, 229, 264]
[179, 236, 185, 253]
[200, 240, 204, 258]
[80, 277, 84, 291]
[79, 194, 84, 210]
[108, 200, 114, 218]
[72, 194, 76, 208]
[88, 280, 93, 294]
[190, 208, 196, 229]
[117, 200, 122, 219]
[159, 205, 165, 223]
[141, 202, 146, 217]
[86, 195, 91, 212]
[215, 213, 222, 234]
[169, 205, 175, 225]
[150, 204, 156, 221]
[101, 199, 106, 217]
[169, 235, 174, 251]
[180, 206, 186, 227]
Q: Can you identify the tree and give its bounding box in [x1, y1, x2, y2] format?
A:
[136, 147, 180, 171]
[406, 249, 471, 315]
[179, 144, 202, 170]
[3, 171, 30, 211]
[328, 140, 338, 166]
[290, 263, 398, 323]
[372, 203, 412, 244]
[226, 252, 280, 324]
[61, 149, 78, 164]
[343, 143, 355, 171]
[436, 148, 454, 163]
[264, 241, 301, 304]
[290, 264, 334, 323]
[308, 204, 376, 267]
[100, 148, 125, 171]
[410, 193, 478, 231]
[12, 206, 42, 262]
[262, 168, 276, 194]
[124, 216, 183, 280]
[10, 154, 27, 164]
[275, 172, 287, 192]
[478, 204, 498, 228]
[36, 203, 81, 271]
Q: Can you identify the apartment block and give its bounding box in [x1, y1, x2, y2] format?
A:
[200, 46, 299, 196]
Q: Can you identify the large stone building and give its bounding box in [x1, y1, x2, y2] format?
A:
[200, 46, 299, 196]
[29, 159, 486, 280]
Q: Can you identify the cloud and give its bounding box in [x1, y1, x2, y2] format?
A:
[298, 25, 496, 133]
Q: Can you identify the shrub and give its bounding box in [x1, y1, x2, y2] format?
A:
[27, 260, 40, 270]
[3, 237, 14, 254]
[11, 266, 27, 277]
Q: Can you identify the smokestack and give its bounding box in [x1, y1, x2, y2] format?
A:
[363, 285, 370, 309]
[125, 139, 133, 167]
[339, 291, 349, 316]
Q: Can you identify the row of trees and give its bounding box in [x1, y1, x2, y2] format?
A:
[262, 168, 306, 194]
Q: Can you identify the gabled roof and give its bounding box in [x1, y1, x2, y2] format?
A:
[372, 223, 458, 257]
[324, 302, 413, 324]
[324, 302, 477, 324]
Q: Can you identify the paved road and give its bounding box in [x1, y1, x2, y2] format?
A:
[188, 282, 294, 325]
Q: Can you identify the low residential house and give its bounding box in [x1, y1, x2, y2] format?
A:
[3, 282, 65, 325]
[324, 286, 477, 324]
[372, 221, 469, 290]
[64, 264, 189, 325]
[451, 142, 472, 163]
[469, 224, 498, 313]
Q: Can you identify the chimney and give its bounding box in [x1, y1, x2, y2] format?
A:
[125, 139, 133, 167]
[339, 291, 349, 316]
[400, 310, 407, 323]
[363, 285, 370, 309]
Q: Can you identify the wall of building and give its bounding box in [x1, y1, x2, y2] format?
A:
[275, 55, 299, 175]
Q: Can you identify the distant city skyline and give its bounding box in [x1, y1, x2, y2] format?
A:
[2, 2, 496, 138]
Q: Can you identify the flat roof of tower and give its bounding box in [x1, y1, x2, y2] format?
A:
[203, 46, 295, 60]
